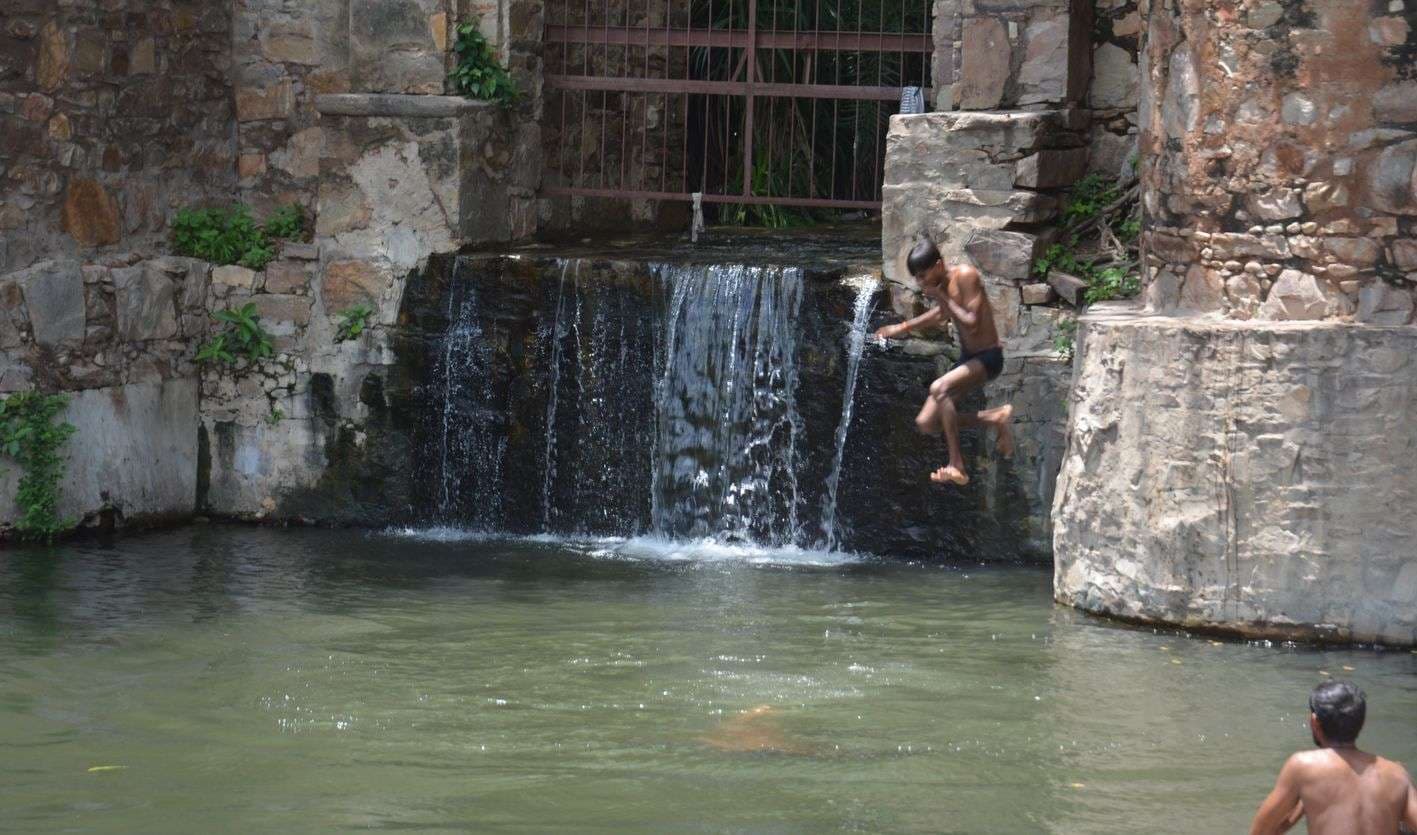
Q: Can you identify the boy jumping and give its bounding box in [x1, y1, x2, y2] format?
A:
[875, 240, 1013, 486]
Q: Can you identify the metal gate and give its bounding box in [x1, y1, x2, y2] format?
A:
[543, 0, 932, 214]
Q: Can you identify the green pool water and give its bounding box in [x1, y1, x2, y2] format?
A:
[2, 526, 1414, 833]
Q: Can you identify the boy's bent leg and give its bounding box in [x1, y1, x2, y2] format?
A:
[914, 394, 941, 436]
[927, 361, 989, 485]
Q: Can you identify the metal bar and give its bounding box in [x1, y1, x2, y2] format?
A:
[544, 25, 931, 51]
[545, 185, 880, 209]
[742, 0, 756, 196]
[546, 75, 924, 100]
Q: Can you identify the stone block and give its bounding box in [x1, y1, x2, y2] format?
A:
[61, 179, 121, 247]
[1257, 270, 1353, 321]
[1366, 139, 1417, 215]
[1017, 10, 1073, 107]
[321, 259, 387, 310]
[1014, 148, 1089, 189]
[1325, 237, 1381, 267]
[283, 242, 320, 261]
[1021, 283, 1056, 305]
[37, 21, 68, 91]
[1047, 271, 1088, 306]
[213, 265, 257, 290]
[249, 294, 312, 335]
[1246, 188, 1302, 221]
[114, 265, 178, 342]
[1357, 283, 1414, 325]
[956, 17, 1010, 110]
[15, 260, 85, 349]
[964, 229, 1043, 281]
[1393, 239, 1417, 271]
[264, 261, 311, 294]
[1374, 82, 1417, 124]
[236, 80, 295, 122]
[350, 0, 447, 94]
[1090, 42, 1138, 110]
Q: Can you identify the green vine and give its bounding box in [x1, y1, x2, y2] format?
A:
[197, 303, 275, 366]
[449, 22, 518, 107]
[334, 304, 374, 343]
[0, 392, 77, 540]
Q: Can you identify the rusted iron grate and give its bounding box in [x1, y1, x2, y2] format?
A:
[543, 0, 932, 214]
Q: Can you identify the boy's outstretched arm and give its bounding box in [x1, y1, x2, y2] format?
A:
[876, 305, 943, 339]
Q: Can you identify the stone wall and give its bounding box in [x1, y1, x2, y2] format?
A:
[1054, 305, 1417, 647]
[933, 0, 1093, 112]
[1138, 0, 1417, 323]
[1087, 0, 1141, 178]
[0, 0, 235, 273]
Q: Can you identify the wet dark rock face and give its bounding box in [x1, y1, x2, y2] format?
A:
[306, 251, 1051, 562]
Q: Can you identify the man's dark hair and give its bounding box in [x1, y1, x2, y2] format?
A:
[1310, 680, 1366, 744]
[907, 239, 942, 278]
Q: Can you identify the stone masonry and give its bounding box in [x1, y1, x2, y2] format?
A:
[1137, 0, 1417, 322]
[1055, 305, 1417, 647]
[0, 1, 236, 273]
[1, 0, 544, 532]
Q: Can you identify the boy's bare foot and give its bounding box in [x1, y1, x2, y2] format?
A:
[930, 465, 969, 486]
[994, 404, 1015, 458]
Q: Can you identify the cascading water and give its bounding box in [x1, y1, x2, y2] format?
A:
[818, 278, 878, 551]
[650, 264, 805, 545]
[433, 260, 507, 529]
[426, 255, 880, 551]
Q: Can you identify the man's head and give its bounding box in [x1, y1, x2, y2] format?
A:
[1308, 680, 1366, 747]
[907, 239, 945, 288]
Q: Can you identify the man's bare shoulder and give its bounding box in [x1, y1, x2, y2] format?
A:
[1376, 755, 1415, 786]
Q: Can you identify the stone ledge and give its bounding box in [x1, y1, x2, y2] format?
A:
[315, 94, 494, 118]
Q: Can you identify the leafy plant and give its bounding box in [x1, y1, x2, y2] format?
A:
[0, 392, 77, 540]
[1053, 317, 1078, 360]
[1083, 265, 1141, 305]
[267, 407, 284, 426]
[334, 304, 374, 343]
[172, 204, 303, 270]
[450, 22, 517, 106]
[1062, 174, 1123, 226]
[264, 203, 305, 241]
[197, 303, 274, 366]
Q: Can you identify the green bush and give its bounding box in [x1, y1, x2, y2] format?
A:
[171, 203, 304, 270]
[449, 22, 517, 106]
[1083, 266, 1140, 305]
[334, 304, 375, 343]
[197, 303, 274, 366]
[0, 392, 77, 540]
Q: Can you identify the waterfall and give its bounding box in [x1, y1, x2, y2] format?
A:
[540, 260, 573, 529]
[819, 278, 878, 551]
[432, 262, 506, 529]
[427, 255, 877, 551]
[650, 263, 805, 545]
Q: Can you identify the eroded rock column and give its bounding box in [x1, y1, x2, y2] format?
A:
[1138, 0, 1417, 322]
[1053, 306, 1417, 646]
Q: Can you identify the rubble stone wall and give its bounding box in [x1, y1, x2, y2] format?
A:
[1054, 305, 1417, 647]
[1138, 0, 1417, 323]
[0, 0, 236, 273]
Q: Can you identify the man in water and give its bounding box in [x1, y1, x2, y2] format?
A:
[875, 239, 1013, 486]
[1250, 680, 1417, 835]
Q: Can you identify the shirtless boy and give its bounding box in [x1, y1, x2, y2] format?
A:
[1250, 680, 1417, 835]
[875, 239, 1013, 486]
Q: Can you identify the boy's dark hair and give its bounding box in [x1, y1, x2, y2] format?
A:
[1310, 680, 1366, 744]
[907, 239, 942, 278]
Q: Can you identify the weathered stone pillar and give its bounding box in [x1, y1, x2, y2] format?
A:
[1053, 305, 1417, 647]
[1137, 0, 1417, 322]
